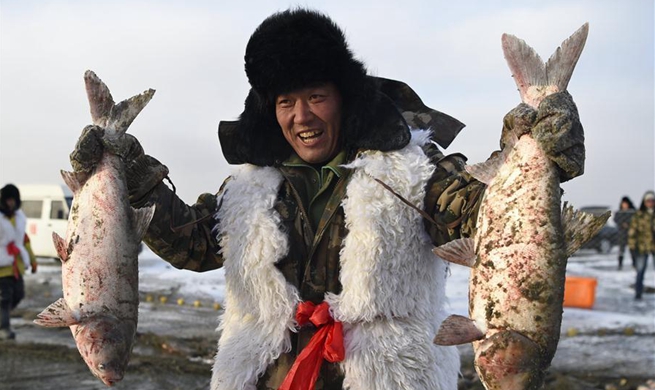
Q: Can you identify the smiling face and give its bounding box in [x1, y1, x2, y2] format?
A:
[275, 82, 342, 164]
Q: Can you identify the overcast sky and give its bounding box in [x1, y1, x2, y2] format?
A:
[1, 0, 653, 211]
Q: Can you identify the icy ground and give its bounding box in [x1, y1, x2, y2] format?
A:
[3, 246, 653, 390]
[135, 245, 655, 377]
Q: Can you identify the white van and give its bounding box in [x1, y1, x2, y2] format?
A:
[17, 184, 72, 259]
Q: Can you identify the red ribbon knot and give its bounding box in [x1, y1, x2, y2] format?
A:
[7, 241, 20, 279]
[7, 241, 20, 256]
[278, 301, 345, 390]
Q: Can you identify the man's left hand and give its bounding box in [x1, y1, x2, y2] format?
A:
[500, 91, 585, 182]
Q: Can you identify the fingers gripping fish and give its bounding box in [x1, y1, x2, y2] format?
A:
[433, 24, 609, 390]
[34, 71, 156, 387]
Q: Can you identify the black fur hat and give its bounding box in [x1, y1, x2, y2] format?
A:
[0, 184, 21, 216]
[218, 8, 465, 166]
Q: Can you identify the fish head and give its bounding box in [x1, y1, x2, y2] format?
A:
[74, 315, 135, 386]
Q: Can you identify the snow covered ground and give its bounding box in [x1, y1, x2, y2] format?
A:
[136, 245, 655, 377]
[137, 246, 654, 333]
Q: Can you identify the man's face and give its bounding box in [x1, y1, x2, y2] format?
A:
[275, 83, 342, 164]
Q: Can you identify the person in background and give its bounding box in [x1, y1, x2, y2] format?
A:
[614, 196, 636, 270]
[0, 184, 38, 340]
[628, 190, 655, 300]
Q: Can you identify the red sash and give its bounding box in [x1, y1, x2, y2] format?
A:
[7, 241, 20, 279]
[278, 301, 345, 390]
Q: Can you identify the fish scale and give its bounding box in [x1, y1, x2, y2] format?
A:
[34, 71, 155, 387]
[433, 23, 610, 390]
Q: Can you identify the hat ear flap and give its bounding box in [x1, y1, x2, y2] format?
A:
[219, 89, 291, 166]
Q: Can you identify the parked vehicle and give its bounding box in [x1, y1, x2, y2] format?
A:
[578, 206, 618, 254]
[18, 184, 145, 259]
[17, 184, 72, 259]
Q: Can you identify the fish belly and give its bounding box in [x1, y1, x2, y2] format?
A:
[62, 154, 139, 324]
[470, 136, 567, 387]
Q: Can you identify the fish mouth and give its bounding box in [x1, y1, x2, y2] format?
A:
[99, 372, 124, 387]
[101, 377, 122, 387]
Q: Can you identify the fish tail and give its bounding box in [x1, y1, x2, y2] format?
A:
[502, 23, 589, 108]
[545, 23, 589, 95]
[84, 70, 155, 137]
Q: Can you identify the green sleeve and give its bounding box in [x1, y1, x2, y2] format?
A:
[24, 234, 37, 265]
[423, 145, 486, 246]
[136, 181, 225, 272]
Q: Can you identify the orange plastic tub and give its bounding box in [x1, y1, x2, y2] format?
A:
[563, 276, 597, 309]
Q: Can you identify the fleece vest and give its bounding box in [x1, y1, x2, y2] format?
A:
[211, 131, 459, 390]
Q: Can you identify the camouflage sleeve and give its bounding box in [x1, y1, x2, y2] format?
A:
[423, 143, 486, 246]
[627, 213, 638, 252]
[134, 181, 224, 272]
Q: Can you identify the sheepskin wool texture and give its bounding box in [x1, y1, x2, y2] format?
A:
[211, 131, 459, 389]
[211, 165, 300, 390]
[327, 130, 459, 389]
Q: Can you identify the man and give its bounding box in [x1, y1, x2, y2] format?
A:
[0, 184, 38, 340]
[70, 8, 584, 389]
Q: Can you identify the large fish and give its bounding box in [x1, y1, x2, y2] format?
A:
[34, 71, 156, 387]
[433, 24, 609, 389]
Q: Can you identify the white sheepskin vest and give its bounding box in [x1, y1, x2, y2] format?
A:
[211, 131, 459, 390]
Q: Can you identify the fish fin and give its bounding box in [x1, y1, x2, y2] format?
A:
[433, 238, 477, 267]
[60, 170, 87, 194]
[34, 298, 79, 327]
[545, 23, 589, 93]
[133, 205, 156, 240]
[561, 202, 611, 257]
[84, 70, 115, 128]
[502, 32, 547, 108]
[434, 314, 485, 346]
[52, 232, 69, 262]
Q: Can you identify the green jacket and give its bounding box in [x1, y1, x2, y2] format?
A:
[628, 209, 655, 254]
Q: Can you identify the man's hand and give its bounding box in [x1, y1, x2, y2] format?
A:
[31, 262, 37, 274]
[70, 125, 105, 174]
[500, 103, 537, 149]
[69, 125, 169, 203]
[500, 91, 585, 182]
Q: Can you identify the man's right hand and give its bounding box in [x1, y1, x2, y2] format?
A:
[69, 125, 169, 203]
[70, 125, 105, 174]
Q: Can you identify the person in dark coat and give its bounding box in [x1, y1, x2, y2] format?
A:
[614, 196, 636, 269]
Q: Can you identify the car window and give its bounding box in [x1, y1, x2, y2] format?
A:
[22, 200, 43, 219]
[50, 200, 68, 220]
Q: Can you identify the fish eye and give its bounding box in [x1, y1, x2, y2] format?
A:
[97, 363, 106, 371]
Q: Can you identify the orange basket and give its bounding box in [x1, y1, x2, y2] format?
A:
[563, 276, 597, 309]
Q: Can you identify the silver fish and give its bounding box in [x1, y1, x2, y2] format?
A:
[433, 23, 609, 390]
[34, 71, 155, 387]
